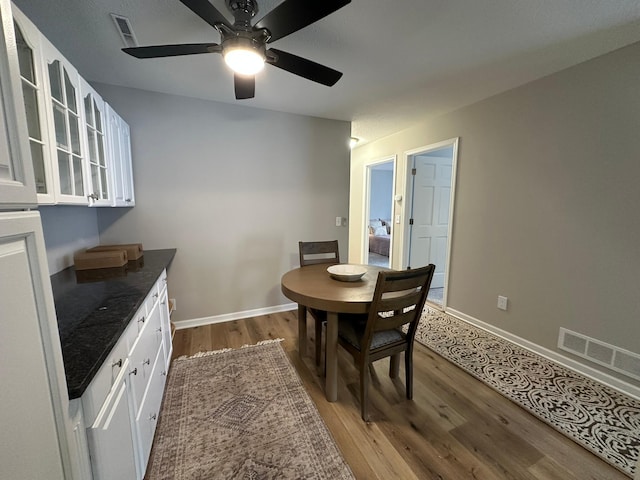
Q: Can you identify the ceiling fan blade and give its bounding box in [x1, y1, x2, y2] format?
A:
[234, 74, 255, 99]
[254, 0, 351, 43]
[268, 48, 342, 86]
[179, 0, 232, 29]
[123, 43, 221, 59]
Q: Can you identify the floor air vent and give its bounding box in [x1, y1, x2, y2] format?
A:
[559, 328, 640, 381]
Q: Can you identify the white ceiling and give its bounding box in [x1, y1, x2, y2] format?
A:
[12, 0, 640, 144]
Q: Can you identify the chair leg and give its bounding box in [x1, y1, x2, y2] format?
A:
[314, 319, 323, 367]
[360, 363, 370, 421]
[405, 350, 413, 400]
[389, 353, 400, 378]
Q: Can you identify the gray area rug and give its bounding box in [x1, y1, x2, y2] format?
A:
[147, 341, 354, 480]
[415, 308, 640, 478]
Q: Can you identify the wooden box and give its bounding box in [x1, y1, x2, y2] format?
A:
[87, 243, 143, 260]
[74, 250, 128, 271]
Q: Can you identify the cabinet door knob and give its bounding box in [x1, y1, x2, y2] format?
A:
[149, 413, 157, 421]
[125, 198, 131, 202]
[112, 359, 123, 368]
[129, 368, 138, 376]
[143, 358, 150, 366]
[161, 371, 167, 376]
[153, 293, 159, 299]
[156, 327, 162, 332]
[138, 316, 145, 324]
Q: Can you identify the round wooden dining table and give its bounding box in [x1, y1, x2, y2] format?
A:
[281, 263, 391, 402]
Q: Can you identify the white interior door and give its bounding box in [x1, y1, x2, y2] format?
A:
[408, 153, 453, 288]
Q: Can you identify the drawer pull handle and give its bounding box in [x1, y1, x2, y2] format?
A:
[149, 413, 157, 421]
[129, 368, 138, 376]
[138, 316, 145, 324]
[143, 358, 151, 365]
[112, 359, 123, 368]
[156, 327, 162, 332]
[161, 371, 167, 376]
[153, 293, 159, 299]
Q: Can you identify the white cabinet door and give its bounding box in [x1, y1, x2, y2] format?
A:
[106, 103, 134, 207]
[86, 366, 138, 480]
[0, 1, 36, 207]
[159, 288, 173, 369]
[0, 211, 71, 479]
[12, 4, 55, 204]
[80, 78, 112, 206]
[40, 36, 88, 205]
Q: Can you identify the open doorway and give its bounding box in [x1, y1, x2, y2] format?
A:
[405, 139, 458, 308]
[364, 157, 396, 268]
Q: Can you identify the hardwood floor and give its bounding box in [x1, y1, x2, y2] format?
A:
[171, 311, 627, 480]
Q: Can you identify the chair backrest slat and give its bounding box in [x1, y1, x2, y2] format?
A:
[299, 240, 340, 266]
[362, 265, 435, 349]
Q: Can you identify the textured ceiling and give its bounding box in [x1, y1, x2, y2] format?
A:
[12, 0, 640, 144]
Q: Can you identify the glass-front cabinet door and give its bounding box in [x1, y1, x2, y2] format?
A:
[80, 79, 111, 206]
[0, 1, 36, 207]
[12, 7, 54, 204]
[40, 38, 87, 204]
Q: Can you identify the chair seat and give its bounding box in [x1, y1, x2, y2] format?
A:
[338, 315, 406, 351]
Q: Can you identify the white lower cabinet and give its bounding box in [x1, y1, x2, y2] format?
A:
[82, 270, 171, 479]
[86, 365, 137, 480]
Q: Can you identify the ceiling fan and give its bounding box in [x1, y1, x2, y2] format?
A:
[122, 0, 351, 99]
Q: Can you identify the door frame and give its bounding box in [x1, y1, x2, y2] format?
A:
[362, 155, 397, 266]
[403, 138, 459, 309]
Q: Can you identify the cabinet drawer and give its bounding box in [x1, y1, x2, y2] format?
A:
[128, 302, 163, 414]
[82, 329, 129, 425]
[158, 269, 168, 293]
[136, 346, 167, 476]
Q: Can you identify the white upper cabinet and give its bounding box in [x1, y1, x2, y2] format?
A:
[12, 7, 54, 204]
[40, 37, 88, 205]
[80, 79, 112, 206]
[0, 1, 36, 208]
[9, 2, 134, 208]
[106, 103, 134, 207]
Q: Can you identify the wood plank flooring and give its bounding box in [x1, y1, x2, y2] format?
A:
[171, 311, 627, 480]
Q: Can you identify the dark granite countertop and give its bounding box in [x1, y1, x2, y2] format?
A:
[51, 249, 176, 399]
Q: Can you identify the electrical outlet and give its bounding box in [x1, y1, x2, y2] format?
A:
[497, 295, 508, 311]
[169, 298, 176, 312]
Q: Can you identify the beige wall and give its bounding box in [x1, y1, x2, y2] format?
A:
[350, 41, 640, 387]
[95, 85, 351, 323]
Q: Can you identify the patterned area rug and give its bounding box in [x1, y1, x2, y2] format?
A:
[415, 308, 640, 478]
[147, 341, 354, 480]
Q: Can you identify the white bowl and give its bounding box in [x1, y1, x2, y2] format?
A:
[327, 264, 367, 282]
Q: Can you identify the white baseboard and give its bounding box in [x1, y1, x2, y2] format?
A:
[446, 307, 640, 401]
[174, 303, 297, 330]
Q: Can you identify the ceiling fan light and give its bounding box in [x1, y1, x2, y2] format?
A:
[224, 47, 265, 75]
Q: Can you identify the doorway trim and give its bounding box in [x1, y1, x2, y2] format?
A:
[403, 138, 459, 309]
[362, 155, 397, 266]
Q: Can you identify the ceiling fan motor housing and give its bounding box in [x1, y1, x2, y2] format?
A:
[226, 0, 259, 29]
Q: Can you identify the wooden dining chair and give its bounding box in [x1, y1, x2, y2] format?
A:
[337, 264, 435, 420]
[298, 240, 340, 366]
